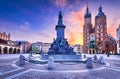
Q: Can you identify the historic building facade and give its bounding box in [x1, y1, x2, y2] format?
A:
[73, 44, 83, 54]
[32, 42, 51, 54]
[16, 41, 31, 53]
[83, 6, 92, 53]
[83, 6, 117, 54]
[0, 32, 21, 54]
[116, 24, 120, 54]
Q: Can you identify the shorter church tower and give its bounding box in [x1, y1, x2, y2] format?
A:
[94, 6, 107, 53]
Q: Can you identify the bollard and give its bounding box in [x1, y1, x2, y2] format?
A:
[86, 57, 93, 68]
[94, 55, 98, 61]
[48, 56, 54, 69]
[19, 55, 25, 65]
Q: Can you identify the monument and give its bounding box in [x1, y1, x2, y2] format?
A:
[48, 11, 75, 54]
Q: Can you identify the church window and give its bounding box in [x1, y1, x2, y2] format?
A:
[99, 34, 101, 36]
[99, 38, 101, 41]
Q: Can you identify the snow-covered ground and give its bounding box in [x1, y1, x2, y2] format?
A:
[0, 53, 119, 60]
[0, 54, 120, 79]
[0, 54, 29, 59]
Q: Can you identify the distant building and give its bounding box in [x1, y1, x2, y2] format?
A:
[106, 34, 117, 54]
[16, 41, 31, 53]
[0, 32, 21, 54]
[32, 42, 51, 53]
[116, 24, 120, 54]
[73, 44, 83, 54]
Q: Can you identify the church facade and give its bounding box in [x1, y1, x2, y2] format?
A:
[83, 6, 117, 54]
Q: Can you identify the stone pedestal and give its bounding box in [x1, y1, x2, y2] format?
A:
[86, 57, 93, 68]
[48, 56, 54, 69]
[19, 55, 25, 65]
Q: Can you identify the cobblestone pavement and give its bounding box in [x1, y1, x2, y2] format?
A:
[0, 54, 120, 79]
[0, 58, 17, 73]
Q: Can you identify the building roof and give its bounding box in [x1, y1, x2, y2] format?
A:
[0, 38, 7, 44]
[84, 6, 91, 18]
[96, 6, 105, 18]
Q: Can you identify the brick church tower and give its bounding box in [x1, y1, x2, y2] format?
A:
[83, 6, 92, 53]
[94, 6, 107, 53]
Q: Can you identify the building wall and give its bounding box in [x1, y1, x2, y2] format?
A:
[0, 32, 21, 54]
[0, 32, 10, 41]
[21, 41, 31, 53]
[83, 17, 92, 53]
[106, 34, 117, 54]
[32, 42, 51, 53]
[94, 15, 107, 53]
[116, 25, 120, 54]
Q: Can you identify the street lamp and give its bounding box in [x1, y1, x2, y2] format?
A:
[106, 42, 109, 57]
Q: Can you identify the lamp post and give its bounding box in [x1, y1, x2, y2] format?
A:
[106, 42, 109, 57]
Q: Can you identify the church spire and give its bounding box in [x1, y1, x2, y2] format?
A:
[84, 4, 91, 18]
[58, 11, 63, 25]
[99, 6, 102, 13]
[86, 3, 89, 14]
[97, 6, 104, 17]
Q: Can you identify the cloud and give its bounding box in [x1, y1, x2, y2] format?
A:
[64, 6, 86, 45]
[50, 0, 66, 8]
[107, 16, 120, 38]
[19, 22, 30, 31]
[49, 0, 81, 10]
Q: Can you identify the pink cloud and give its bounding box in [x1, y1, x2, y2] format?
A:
[64, 6, 86, 45]
[50, 0, 66, 9]
[107, 16, 120, 38]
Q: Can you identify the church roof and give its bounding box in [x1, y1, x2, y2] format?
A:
[96, 6, 105, 18]
[84, 6, 91, 18]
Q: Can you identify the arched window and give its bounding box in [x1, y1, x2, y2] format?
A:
[3, 47, 8, 54]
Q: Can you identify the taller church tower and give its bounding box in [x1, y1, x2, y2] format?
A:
[94, 6, 107, 53]
[83, 6, 92, 53]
